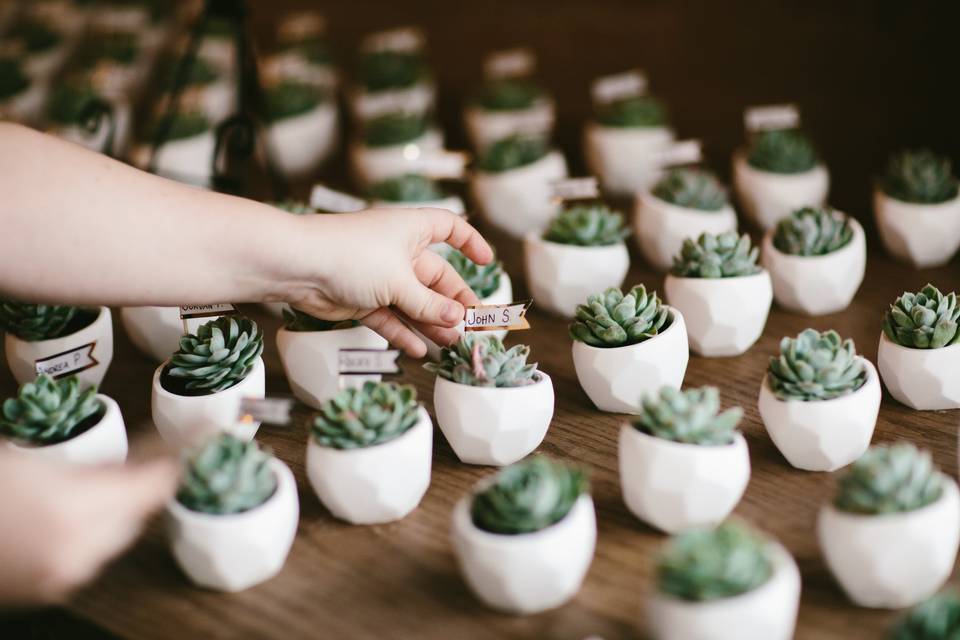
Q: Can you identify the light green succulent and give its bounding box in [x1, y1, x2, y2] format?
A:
[633, 386, 743, 446]
[363, 112, 428, 147]
[772, 207, 853, 256]
[476, 78, 544, 111]
[425, 333, 538, 388]
[0, 58, 30, 100]
[747, 129, 818, 174]
[888, 591, 960, 640]
[271, 200, 315, 215]
[0, 375, 104, 446]
[569, 284, 671, 348]
[157, 53, 219, 88]
[476, 134, 549, 173]
[835, 443, 943, 515]
[767, 329, 866, 401]
[671, 232, 760, 278]
[0, 302, 96, 342]
[652, 168, 729, 211]
[312, 381, 421, 449]
[543, 203, 629, 247]
[369, 173, 444, 202]
[166, 316, 264, 394]
[265, 80, 326, 122]
[176, 433, 278, 515]
[882, 284, 960, 349]
[882, 149, 958, 205]
[596, 95, 667, 128]
[443, 248, 503, 299]
[359, 50, 426, 92]
[282, 307, 358, 332]
[291, 39, 333, 66]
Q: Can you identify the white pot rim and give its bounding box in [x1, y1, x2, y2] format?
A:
[269, 100, 335, 125]
[474, 149, 562, 179]
[353, 128, 439, 153]
[456, 492, 592, 544]
[307, 406, 430, 454]
[468, 95, 554, 115]
[620, 422, 746, 453]
[10, 305, 108, 347]
[7, 393, 118, 451]
[152, 357, 264, 403]
[572, 306, 683, 355]
[640, 191, 736, 219]
[587, 121, 673, 134]
[166, 457, 291, 524]
[524, 231, 627, 254]
[434, 370, 551, 394]
[734, 147, 827, 180]
[761, 357, 877, 406]
[664, 270, 770, 286]
[820, 473, 958, 524]
[762, 216, 864, 264]
[878, 329, 960, 356]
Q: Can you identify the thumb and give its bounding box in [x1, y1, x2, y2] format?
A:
[394, 276, 465, 328]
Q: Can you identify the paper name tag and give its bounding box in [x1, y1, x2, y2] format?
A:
[551, 177, 599, 202]
[355, 90, 430, 119]
[309, 184, 368, 213]
[484, 48, 536, 79]
[35, 342, 99, 379]
[361, 26, 424, 53]
[411, 150, 469, 179]
[744, 104, 800, 132]
[592, 69, 648, 104]
[179, 304, 236, 319]
[655, 139, 703, 168]
[278, 12, 326, 42]
[239, 397, 294, 425]
[339, 349, 402, 374]
[464, 301, 532, 332]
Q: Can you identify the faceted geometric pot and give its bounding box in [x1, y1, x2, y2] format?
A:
[121, 306, 221, 363]
[582, 123, 674, 196]
[634, 192, 738, 272]
[732, 149, 830, 230]
[877, 332, 960, 410]
[463, 99, 555, 151]
[267, 101, 339, 178]
[873, 189, 960, 269]
[349, 129, 443, 188]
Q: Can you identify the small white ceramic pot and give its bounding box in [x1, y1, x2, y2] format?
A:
[877, 332, 960, 410]
[5, 306, 113, 389]
[120, 306, 220, 363]
[266, 100, 339, 178]
[349, 128, 444, 188]
[647, 542, 801, 640]
[348, 81, 436, 122]
[523, 234, 630, 318]
[761, 217, 866, 316]
[141, 131, 217, 188]
[818, 476, 960, 609]
[276, 325, 388, 409]
[52, 99, 133, 157]
[583, 123, 674, 196]
[634, 192, 739, 271]
[151, 357, 265, 449]
[451, 492, 596, 614]
[873, 189, 960, 268]
[664, 271, 772, 357]
[166, 458, 299, 592]
[0, 81, 49, 125]
[571, 308, 688, 414]
[732, 150, 830, 230]
[471, 150, 568, 239]
[306, 407, 432, 524]
[463, 99, 555, 151]
[758, 359, 881, 472]
[5, 394, 127, 465]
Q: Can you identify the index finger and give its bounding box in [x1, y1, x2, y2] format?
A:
[417, 208, 494, 265]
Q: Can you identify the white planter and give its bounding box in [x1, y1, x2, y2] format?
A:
[266, 100, 339, 178]
[583, 122, 674, 196]
[634, 192, 738, 272]
[757, 360, 881, 472]
[151, 357, 265, 449]
[348, 81, 436, 121]
[138, 131, 216, 188]
[306, 407, 432, 524]
[664, 272, 772, 357]
[0, 81, 48, 125]
[761, 217, 866, 316]
[451, 493, 596, 614]
[647, 542, 801, 640]
[818, 476, 960, 608]
[166, 458, 299, 592]
[732, 150, 830, 230]
[51, 99, 133, 157]
[877, 332, 960, 410]
[6, 394, 127, 465]
[276, 324, 388, 409]
[5, 306, 113, 389]
[463, 99, 555, 151]
[873, 189, 960, 268]
[120, 306, 220, 363]
[571, 308, 688, 414]
[471, 150, 568, 238]
[349, 128, 444, 188]
[523, 234, 630, 318]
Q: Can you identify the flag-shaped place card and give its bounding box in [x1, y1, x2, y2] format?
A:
[464, 300, 532, 332]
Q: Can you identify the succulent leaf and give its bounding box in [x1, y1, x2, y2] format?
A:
[176, 433, 277, 515]
[265, 79, 326, 122]
[363, 111, 428, 147]
[0, 375, 103, 445]
[569, 284, 671, 348]
[281, 307, 357, 332]
[747, 129, 817, 174]
[476, 77, 544, 111]
[595, 95, 667, 128]
[370, 173, 444, 202]
[166, 316, 264, 394]
[311, 381, 421, 449]
[425, 333, 539, 388]
[671, 232, 760, 278]
[882, 284, 960, 349]
[358, 49, 426, 92]
[772, 207, 853, 256]
[633, 386, 742, 446]
[543, 203, 629, 247]
[652, 168, 728, 211]
[442, 248, 503, 299]
[882, 149, 958, 205]
[888, 591, 960, 640]
[476, 134, 549, 173]
[0, 302, 95, 342]
[835, 443, 943, 515]
[767, 329, 866, 401]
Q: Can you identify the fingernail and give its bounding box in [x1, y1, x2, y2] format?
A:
[442, 302, 462, 323]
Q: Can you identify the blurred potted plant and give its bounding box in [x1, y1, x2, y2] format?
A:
[264, 78, 338, 178]
[349, 111, 443, 188]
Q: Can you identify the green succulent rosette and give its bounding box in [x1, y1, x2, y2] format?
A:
[767, 329, 866, 401]
[476, 77, 544, 111]
[363, 112, 429, 148]
[633, 386, 742, 446]
[358, 49, 426, 92]
[652, 168, 728, 211]
[176, 432, 278, 515]
[888, 591, 960, 639]
[166, 316, 264, 394]
[543, 203, 629, 247]
[443, 248, 503, 299]
[595, 95, 667, 128]
[0, 302, 97, 342]
[671, 232, 760, 278]
[834, 443, 943, 515]
[311, 381, 421, 450]
[882, 284, 960, 349]
[425, 333, 538, 388]
[369, 173, 444, 203]
[772, 207, 853, 256]
[476, 134, 549, 173]
[569, 284, 671, 348]
[0, 375, 104, 446]
[881, 149, 958, 205]
[265, 80, 326, 122]
[747, 129, 817, 174]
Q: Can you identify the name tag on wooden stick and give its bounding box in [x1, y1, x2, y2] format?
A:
[744, 103, 800, 132]
[238, 397, 294, 426]
[339, 349, 402, 375]
[179, 304, 236, 320]
[35, 342, 99, 379]
[464, 301, 532, 332]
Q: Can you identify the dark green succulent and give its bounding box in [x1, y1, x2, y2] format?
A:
[265, 80, 326, 122]
[271, 200, 315, 215]
[471, 455, 588, 535]
[7, 18, 62, 53]
[0, 58, 30, 101]
[595, 95, 667, 128]
[476, 78, 544, 111]
[767, 329, 866, 401]
[292, 39, 333, 66]
[634, 386, 742, 446]
[747, 129, 817, 174]
[881, 149, 959, 205]
[281, 307, 358, 332]
[476, 134, 549, 173]
[652, 168, 729, 211]
[176, 433, 278, 515]
[370, 173, 444, 202]
[46, 75, 101, 126]
[671, 232, 761, 278]
[569, 284, 671, 348]
[0, 302, 96, 342]
[425, 333, 539, 387]
[543, 203, 629, 247]
[444, 248, 503, 299]
[363, 112, 429, 147]
[888, 591, 960, 640]
[312, 381, 421, 449]
[772, 207, 853, 256]
[882, 284, 960, 349]
[0, 375, 104, 446]
[835, 443, 943, 515]
[157, 53, 219, 88]
[78, 30, 140, 67]
[358, 50, 426, 92]
[166, 316, 264, 394]
[146, 109, 211, 142]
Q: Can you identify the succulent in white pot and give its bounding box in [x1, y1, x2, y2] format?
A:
[307, 381, 432, 524]
[887, 591, 960, 638]
[452, 455, 595, 614]
[349, 47, 435, 121]
[1, 374, 127, 465]
[46, 72, 132, 156]
[349, 111, 443, 188]
[135, 107, 216, 188]
[878, 284, 960, 410]
[426, 333, 553, 466]
[167, 433, 298, 592]
[761, 206, 866, 315]
[75, 28, 146, 97]
[874, 149, 960, 268]
[523, 203, 630, 318]
[733, 128, 829, 230]
[120, 306, 220, 363]
[464, 77, 555, 151]
[0, 56, 48, 125]
[647, 520, 801, 640]
[155, 51, 235, 120]
[264, 79, 338, 178]
[620, 386, 749, 533]
[271, 10, 337, 90]
[570, 284, 688, 414]
[6, 15, 72, 80]
[368, 173, 465, 218]
[635, 167, 738, 271]
[818, 443, 960, 609]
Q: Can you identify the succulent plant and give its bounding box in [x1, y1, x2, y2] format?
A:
[146, 109, 211, 142]
[78, 30, 139, 67]
[0, 58, 30, 101]
[0, 375, 104, 446]
[881, 149, 959, 205]
[888, 591, 960, 640]
[425, 333, 539, 387]
[471, 455, 588, 535]
[293, 39, 333, 66]
[158, 53, 219, 88]
[772, 206, 853, 256]
[265, 80, 326, 122]
[7, 18, 62, 53]
[476, 78, 544, 111]
[671, 232, 761, 278]
[569, 284, 671, 348]
[656, 520, 773, 602]
[443, 248, 503, 299]
[358, 50, 426, 92]
[633, 386, 743, 446]
[369, 173, 444, 202]
[176, 433, 278, 515]
[312, 381, 421, 449]
[747, 129, 817, 174]
[271, 200, 316, 215]
[834, 443, 943, 515]
[543, 203, 630, 247]
[882, 284, 960, 349]
[595, 95, 667, 128]
[652, 168, 729, 211]
[767, 329, 866, 401]
[281, 307, 357, 332]
[166, 316, 264, 394]
[476, 134, 549, 173]
[47, 75, 101, 126]
[0, 302, 95, 342]
[363, 111, 429, 147]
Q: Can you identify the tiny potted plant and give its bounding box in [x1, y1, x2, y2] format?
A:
[270, 9, 337, 90]
[133, 104, 216, 187]
[878, 284, 960, 410]
[151, 316, 265, 449]
[5, 14, 71, 79]
[665, 232, 772, 356]
[75, 28, 145, 98]
[349, 44, 435, 121]
[635, 167, 738, 271]
[0, 56, 47, 124]
[451, 455, 595, 614]
[1, 374, 127, 465]
[761, 206, 866, 315]
[425, 333, 553, 466]
[463, 76, 555, 151]
[368, 173, 465, 217]
[874, 149, 960, 268]
[349, 111, 443, 188]
[620, 386, 749, 533]
[888, 591, 960, 638]
[733, 128, 829, 230]
[470, 134, 569, 238]
[758, 329, 880, 471]
[818, 443, 960, 608]
[121, 306, 222, 363]
[0, 301, 113, 389]
[307, 381, 432, 524]
[46, 71, 132, 156]
[647, 520, 801, 639]
[523, 202, 630, 318]
[569, 284, 688, 414]
[167, 433, 298, 592]
[264, 78, 338, 178]
[156, 49, 234, 120]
